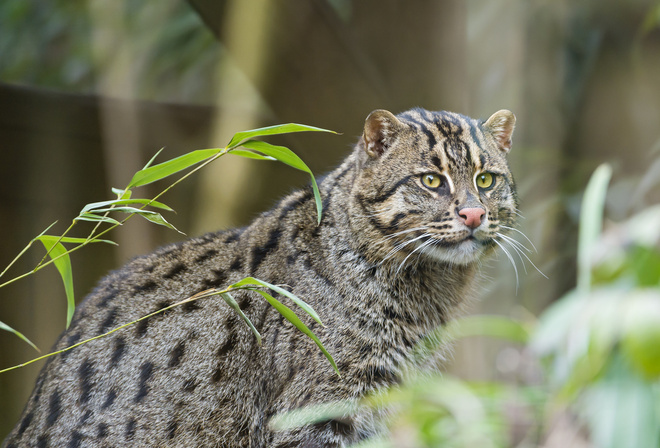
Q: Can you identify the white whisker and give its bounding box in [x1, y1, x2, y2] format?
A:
[498, 235, 529, 275]
[384, 227, 428, 241]
[493, 238, 519, 291]
[396, 237, 434, 275]
[498, 233, 532, 254]
[496, 233, 548, 279]
[380, 233, 429, 265]
[500, 225, 538, 252]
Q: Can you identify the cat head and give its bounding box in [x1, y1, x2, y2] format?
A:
[350, 107, 518, 268]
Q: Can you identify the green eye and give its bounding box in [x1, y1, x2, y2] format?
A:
[422, 173, 442, 189]
[476, 172, 494, 189]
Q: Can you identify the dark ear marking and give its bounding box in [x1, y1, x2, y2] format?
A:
[484, 110, 516, 153]
[362, 109, 402, 158]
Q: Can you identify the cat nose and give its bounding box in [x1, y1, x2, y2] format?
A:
[458, 207, 485, 229]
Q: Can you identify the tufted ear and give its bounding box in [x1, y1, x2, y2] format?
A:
[362, 109, 403, 158]
[484, 110, 516, 153]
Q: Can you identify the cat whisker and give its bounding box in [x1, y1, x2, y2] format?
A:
[380, 232, 429, 265]
[498, 235, 529, 275]
[497, 232, 532, 254]
[396, 236, 434, 275]
[492, 238, 519, 291]
[496, 233, 548, 279]
[499, 225, 538, 253]
[513, 208, 526, 220]
[384, 227, 428, 241]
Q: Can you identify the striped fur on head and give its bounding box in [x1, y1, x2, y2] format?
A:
[351, 108, 518, 268]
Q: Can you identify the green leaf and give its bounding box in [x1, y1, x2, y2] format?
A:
[74, 213, 123, 226]
[142, 147, 165, 170]
[127, 148, 221, 188]
[227, 148, 276, 161]
[220, 292, 261, 345]
[578, 164, 612, 294]
[138, 212, 184, 234]
[81, 198, 173, 214]
[252, 289, 339, 376]
[239, 140, 310, 171]
[39, 235, 117, 246]
[111, 187, 132, 200]
[37, 236, 75, 328]
[0, 320, 39, 352]
[230, 277, 323, 326]
[226, 123, 336, 149]
[78, 207, 182, 233]
[240, 141, 323, 224]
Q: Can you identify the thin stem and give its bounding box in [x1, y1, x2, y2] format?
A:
[0, 285, 232, 374]
[0, 241, 35, 281]
[0, 282, 273, 374]
[0, 221, 58, 281]
[35, 221, 77, 269]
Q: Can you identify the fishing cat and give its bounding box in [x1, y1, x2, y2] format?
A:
[4, 107, 517, 447]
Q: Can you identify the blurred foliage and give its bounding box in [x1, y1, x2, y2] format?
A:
[0, 0, 220, 103]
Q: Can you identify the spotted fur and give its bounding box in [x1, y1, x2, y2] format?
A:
[4, 108, 518, 447]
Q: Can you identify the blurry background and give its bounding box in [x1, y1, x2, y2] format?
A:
[1, 0, 659, 441]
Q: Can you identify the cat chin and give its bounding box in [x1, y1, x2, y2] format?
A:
[421, 238, 486, 265]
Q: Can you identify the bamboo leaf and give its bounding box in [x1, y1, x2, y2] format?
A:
[142, 147, 165, 170]
[91, 206, 183, 234]
[240, 141, 323, 224]
[0, 320, 39, 352]
[230, 277, 323, 326]
[227, 148, 276, 161]
[88, 206, 158, 215]
[74, 213, 123, 226]
[227, 123, 336, 149]
[38, 235, 117, 246]
[252, 289, 339, 376]
[239, 140, 310, 171]
[111, 187, 132, 199]
[36, 237, 75, 328]
[137, 212, 184, 234]
[81, 198, 173, 214]
[127, 148, 221, 188]
[220, 292, 261, 345]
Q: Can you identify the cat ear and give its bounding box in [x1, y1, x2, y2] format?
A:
[484, 110, 516, 153]
[362, 109, 403, 158]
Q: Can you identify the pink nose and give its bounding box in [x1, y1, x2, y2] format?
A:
[459, 208, 485, 229]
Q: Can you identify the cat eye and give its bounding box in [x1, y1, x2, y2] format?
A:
[421, 173, 443, 189]
[476, 172, 495, 189]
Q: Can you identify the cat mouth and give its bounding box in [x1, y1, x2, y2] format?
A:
[417, 233, 493, 265]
